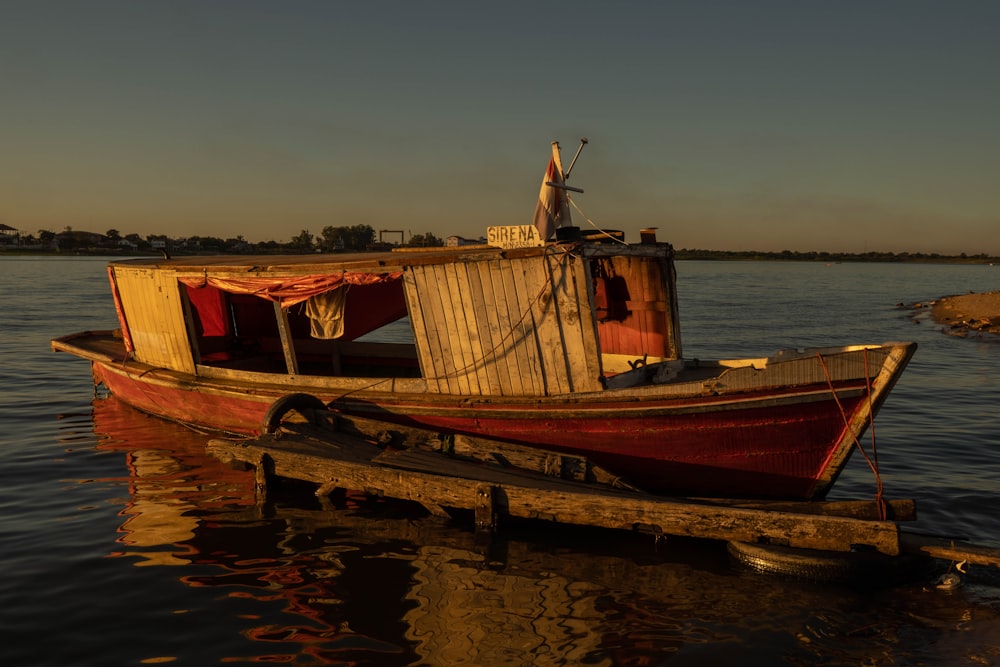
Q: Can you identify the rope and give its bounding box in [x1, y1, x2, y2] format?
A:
[420, 244, 575, 383]
[816, 350, 887, 520]
[567, 196, 629, 246]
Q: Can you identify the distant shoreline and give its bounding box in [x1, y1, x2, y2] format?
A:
[3, 247, 999, 265]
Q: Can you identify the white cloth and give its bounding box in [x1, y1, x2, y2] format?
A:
[304, 287, 347, 339]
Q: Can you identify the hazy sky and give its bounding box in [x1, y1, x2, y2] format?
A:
[3, 1, 998, 254]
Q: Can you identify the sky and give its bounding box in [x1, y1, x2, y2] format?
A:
[2, 1, 998, 254]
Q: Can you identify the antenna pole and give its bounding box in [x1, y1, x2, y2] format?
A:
[564, 137, 589, 179]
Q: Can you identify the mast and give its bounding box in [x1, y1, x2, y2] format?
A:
[550, 141, 573, 230]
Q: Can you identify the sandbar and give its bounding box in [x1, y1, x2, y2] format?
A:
[924, 291, 1000, 336]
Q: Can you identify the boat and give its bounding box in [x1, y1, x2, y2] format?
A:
[52, 141, 916, 500]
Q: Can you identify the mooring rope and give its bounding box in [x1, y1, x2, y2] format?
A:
[816, 349, 887, 520]
[418, 243, 576, 384]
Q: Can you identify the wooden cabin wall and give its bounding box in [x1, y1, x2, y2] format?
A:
[112, 266, 196, 374]
[593, 255, 681, 364]
[404, 252, 604, 396]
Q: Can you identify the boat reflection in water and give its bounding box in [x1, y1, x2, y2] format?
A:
[91, 395, 1000, 666]
[96, 394, 633, 664]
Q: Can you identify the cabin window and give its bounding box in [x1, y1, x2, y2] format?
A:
[182, 276, 419, 378]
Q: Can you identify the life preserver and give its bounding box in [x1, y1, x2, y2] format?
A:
[261, 393, 329, 434]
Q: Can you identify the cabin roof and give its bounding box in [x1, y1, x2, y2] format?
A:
[111, 246, 521, 274]
[109, 242, 673, 275]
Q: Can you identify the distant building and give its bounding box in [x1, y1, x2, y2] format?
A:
[445, 235, 486, 247]
[0, 223, 19, 245]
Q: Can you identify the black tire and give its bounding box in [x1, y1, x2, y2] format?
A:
[262, 393, 329, 434]
[726, 541, 932, 585]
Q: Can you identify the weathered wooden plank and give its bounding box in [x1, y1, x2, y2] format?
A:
[441, 262, 481, 395]
[460, 261, 503, 396]
[457, 260, 497, 394]
[497, 256, 541, 395]
[700, 498, 917, 522]
[631, 257, 651, 355]
[401, 269, 441, 390]
[207, 434, 903, 556]
[543, 256, 578, 393]
[567, 253, 605, 387]
[468, 260, 508, 395]
[407, 266, 452, 393]
[194, 363, 428, 393]
[426, 263, 470, 395]
[154, 270, 192, 372]
[546, 252, 589, 392]
[522, 255, 570, 394]
[476, 259, 514, 395]
[411, 264, 446, 391]
[555, 252, 603, 391]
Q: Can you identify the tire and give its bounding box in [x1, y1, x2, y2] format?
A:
[262, 393, 329, 434]
[726, 541, 929, 585]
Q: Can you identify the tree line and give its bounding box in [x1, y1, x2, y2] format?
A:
[673, 248, 1000, 263]
[9, 225, 445, 254]
[6, 226, 996, 263]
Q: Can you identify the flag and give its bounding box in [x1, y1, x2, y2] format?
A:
[532, 143, 571, 240]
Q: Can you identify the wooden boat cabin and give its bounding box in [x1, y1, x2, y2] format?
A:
[108, 238, 681, 397]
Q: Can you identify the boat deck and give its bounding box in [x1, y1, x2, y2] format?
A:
[52, 330, 129, 363]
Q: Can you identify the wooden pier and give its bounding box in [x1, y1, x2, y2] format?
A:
[206, 409, 1000, 570]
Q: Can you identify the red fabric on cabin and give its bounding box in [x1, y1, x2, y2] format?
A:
[184, 283, 231, 337]
[339, 280, 408, 341]
[179, 272, 408, 342]
[177, 272, 403, 308]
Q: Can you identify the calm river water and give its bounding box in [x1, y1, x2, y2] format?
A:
[1, 255, 999, 666]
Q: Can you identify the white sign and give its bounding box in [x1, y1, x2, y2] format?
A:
[487, 225, 545, 249]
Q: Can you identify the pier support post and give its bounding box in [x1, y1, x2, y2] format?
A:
[254, 453, 273, 503]
[475, 484, 497, 534]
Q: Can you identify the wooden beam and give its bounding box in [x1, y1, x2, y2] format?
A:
[207, 434, 903, 556]
[900, 533, 1000, 568]
[273, 301, 299, 375]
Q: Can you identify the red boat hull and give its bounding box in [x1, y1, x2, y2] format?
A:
[92, 361, 868, 500]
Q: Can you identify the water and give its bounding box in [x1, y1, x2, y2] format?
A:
[2, 256, 999, 665]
